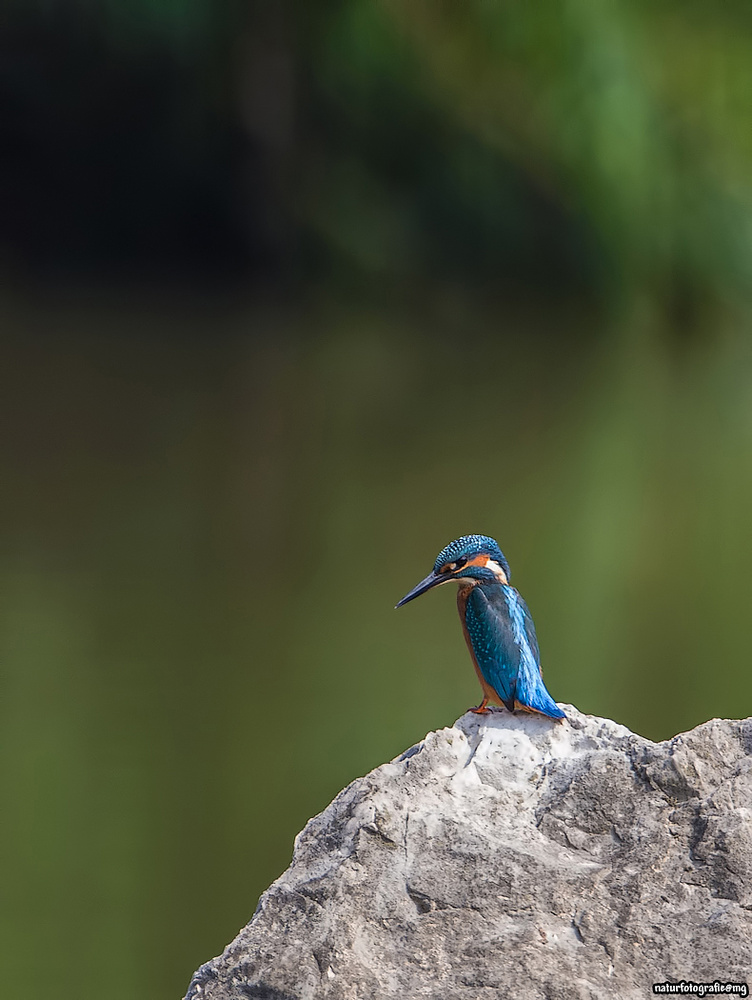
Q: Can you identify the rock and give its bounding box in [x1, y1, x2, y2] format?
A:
[184, 707, 752, 1000]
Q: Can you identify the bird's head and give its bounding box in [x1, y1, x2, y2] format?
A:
[395, 534, 511, 608]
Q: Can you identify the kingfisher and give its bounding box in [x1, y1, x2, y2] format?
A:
[396, 534, 565, 720]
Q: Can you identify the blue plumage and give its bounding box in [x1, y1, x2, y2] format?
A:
[463, 584, 564, 718]
[396, 534, 565, 721]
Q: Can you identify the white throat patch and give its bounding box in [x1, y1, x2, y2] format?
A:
[485, 559, 508, 584]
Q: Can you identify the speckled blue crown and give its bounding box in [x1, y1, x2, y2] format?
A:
[433, 534, 511, 580]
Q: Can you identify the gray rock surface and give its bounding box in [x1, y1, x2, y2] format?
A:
[184, 707, 752, 999]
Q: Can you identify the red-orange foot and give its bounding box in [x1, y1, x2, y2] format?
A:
[469, 697, 490, 714]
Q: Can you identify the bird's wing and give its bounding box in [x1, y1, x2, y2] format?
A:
[465, 585, 563, 718]
[464, 584, 533, 707]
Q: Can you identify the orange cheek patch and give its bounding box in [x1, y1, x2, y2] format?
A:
[465, 554, 490, 568]
[451, 553, 508, 583]
[463, 554, 508, 582]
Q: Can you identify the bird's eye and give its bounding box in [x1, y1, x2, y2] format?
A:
[441, 557, 467, 574]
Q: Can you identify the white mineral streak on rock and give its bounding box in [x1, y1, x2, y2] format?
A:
[185, 706, 752, 1000]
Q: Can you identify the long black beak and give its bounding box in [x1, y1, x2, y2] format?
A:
[395, 570, 447, 609]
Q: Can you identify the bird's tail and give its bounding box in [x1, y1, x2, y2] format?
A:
[515, 683, 566, 720]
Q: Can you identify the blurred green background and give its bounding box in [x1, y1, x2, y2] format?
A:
[2, 1, 752, 997]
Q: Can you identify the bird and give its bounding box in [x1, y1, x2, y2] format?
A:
[395, 534, 565, 720]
